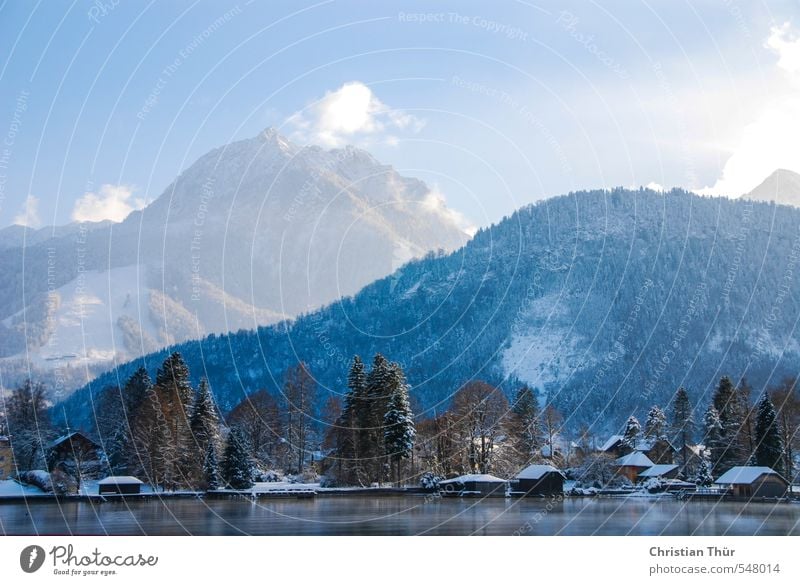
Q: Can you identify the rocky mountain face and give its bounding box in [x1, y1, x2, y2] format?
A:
[0, 129, 469, 394]
[745, 169, 800, 206]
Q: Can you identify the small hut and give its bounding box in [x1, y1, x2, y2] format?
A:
[512, 464, 565, 496]
[714, 467, 788, 498]
[98, 476, 144, 495]
[614, 452, 654, 482]
[439, 474, 507, 497]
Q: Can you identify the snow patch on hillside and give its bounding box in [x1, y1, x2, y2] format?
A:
[32, 265, 161, 368]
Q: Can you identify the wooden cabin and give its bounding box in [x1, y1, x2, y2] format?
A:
[614, 452, 654, 482]
[512, 464, 565, 496]
[47, 431, 103, 471]
[439, 474, 507, 497]
[601, 434, 676, 464]
[714, 466, 789, 498]
[98, 476, 144, 495]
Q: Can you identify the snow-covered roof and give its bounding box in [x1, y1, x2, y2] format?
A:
[638, 464, 678, 478]
[439, 474, 507, 484]
[98, 476, 144, 485]
[614, 452, 654, 467]
[515, 464, 565, 480]
[600, 435, 623, 452]
[49, 431, 96, 448]
[714, 466, 787, 485]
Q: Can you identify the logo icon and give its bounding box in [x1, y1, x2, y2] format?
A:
[20, 545, 46, 573]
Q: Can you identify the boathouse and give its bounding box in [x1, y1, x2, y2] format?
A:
[713, 467, 788, 499]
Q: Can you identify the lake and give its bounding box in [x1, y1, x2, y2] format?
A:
[1, 496, 798, 536]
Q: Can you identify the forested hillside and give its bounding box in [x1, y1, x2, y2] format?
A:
[61, 188, 800, 432]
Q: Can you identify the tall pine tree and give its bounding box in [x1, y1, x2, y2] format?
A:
[712, 376, 749, 472]
[363, 354, 391, 483]
[670, 387, 694, 472]
[154, 352, 195, 489]
[204, 441, 221, 490]
[508, 386, 543, 462]
[383, 363, 415, 486]
[189, 378, 220, 485]
[621, 415, 641, 451]
[703, 405, 725, 475]
[754, 392, 784, 474]
[221, 427, 254, 490]
[644, 405, 668, 440]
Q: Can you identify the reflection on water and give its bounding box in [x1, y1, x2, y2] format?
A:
[0, 496, 798, 536]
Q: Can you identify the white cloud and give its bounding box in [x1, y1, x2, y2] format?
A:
[71, 184, 147, 223]
[700, 22, 800, 196]
[287, 81, 425, 147]
[422, 187, 477, 236]
[13, 195, 42, 228]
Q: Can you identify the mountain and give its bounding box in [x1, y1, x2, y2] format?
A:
[0, 221, 113, 251]
[61, 188, 800, 432]
[0, 129, 469, 393]
[745, 169, 800, 206]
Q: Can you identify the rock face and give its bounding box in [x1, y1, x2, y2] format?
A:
[0, 129, 469, 392]
[744, 169, 800, 206]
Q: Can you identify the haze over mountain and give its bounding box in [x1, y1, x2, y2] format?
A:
[63, 187, 800, 432]
[744, 169, 800, 206]
[0, 129, 469, 393]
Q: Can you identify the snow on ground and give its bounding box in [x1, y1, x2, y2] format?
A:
[0, 479, 47, 497]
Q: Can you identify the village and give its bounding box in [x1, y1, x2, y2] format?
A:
[0, 425, 794, 504]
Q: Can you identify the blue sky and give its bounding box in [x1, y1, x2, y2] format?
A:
[1, 0, 799, 230]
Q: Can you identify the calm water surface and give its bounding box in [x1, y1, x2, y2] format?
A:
[1, 496, 798, 536]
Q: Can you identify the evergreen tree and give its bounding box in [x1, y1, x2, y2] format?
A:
[363, 354, 391, 483]
[695, 457, 713, 487]
[703, 405, 725, 475]
[670, 387, 694, 471]
[189, 378, 220, 484]
[644, 405, 667, 440]
[754, 392, 784, 474]
[204, 441, 221, 490]
[332, 356, 367, 484]
[508, 386, 543, 461]
[621, 415, 641, 450]
[221, 427, 254, 490]
[712, 376, 748, 471]
[383, 363, 415, 485]
[154, 352, 195, 488]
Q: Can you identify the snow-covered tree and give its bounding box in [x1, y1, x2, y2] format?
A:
[508, 386, 544, 462]
[754, 392, 784, 474]
[189, 378, 220, 483]
[621, 415, 641, 450]
[703, 405, 725, 475]
[644, 405, 667, 440]
[153, 352, 195, 488]
[712, 376, 749, 470]
[204, 441, 221, 490]
[5, 379, 54, 470]
[670, 387, 694, 470]
[221, 427, 254, 490]
[695, 456, 713, 487]
[383, 363, 415, 485]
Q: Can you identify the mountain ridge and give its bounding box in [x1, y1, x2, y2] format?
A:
[60, 187, 800, 433]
